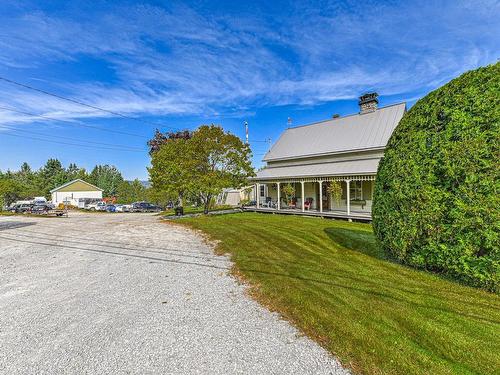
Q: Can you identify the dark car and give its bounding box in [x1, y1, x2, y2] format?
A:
[31, 204, 51, 214]
[15, 203, 33, 213]
[131, 202, 161, 212]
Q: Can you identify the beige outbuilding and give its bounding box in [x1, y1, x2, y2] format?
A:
[50, 179, 103, 208]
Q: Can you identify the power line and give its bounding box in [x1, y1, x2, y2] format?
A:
[1, 130, 145, 153]
[0, 105, 149, 139]
[0, 124, 146, 151]
[0, 76, 181, 130]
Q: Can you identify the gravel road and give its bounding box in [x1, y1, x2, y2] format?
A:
[0, 212, 348, 374]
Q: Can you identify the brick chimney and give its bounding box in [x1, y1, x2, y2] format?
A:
[359, 92, 379, 114]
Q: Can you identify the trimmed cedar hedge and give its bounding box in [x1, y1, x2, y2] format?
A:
[373, 63, 499, 292]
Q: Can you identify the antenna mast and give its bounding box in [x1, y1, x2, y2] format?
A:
[244, 121, 249, 145]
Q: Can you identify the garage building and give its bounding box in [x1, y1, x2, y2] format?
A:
[51, 179, 103, 208]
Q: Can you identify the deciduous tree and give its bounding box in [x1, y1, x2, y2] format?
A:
[189, 125, 254, 214]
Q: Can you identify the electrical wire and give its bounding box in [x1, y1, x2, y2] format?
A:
[0, 124, 145, 151]
[0, 76, 180, 130]
[0, 105, 149, 139]
[1, 131, 145, 153]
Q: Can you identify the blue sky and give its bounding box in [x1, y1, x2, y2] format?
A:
[0, 0, 498, 179]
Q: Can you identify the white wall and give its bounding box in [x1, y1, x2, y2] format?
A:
[52, 191, 102, 207]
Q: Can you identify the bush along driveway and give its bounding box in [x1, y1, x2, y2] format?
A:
[180, 212, 500, 375]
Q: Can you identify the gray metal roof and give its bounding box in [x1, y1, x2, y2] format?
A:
[254, 158, 380, 180]
[263, 102, 406, 161]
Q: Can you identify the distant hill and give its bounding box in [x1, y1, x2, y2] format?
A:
[126, 180, 151, 188]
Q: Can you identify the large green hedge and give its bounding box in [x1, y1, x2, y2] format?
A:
[373, 63, 499, 292]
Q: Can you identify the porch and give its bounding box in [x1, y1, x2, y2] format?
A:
[250, 175, 375, 221]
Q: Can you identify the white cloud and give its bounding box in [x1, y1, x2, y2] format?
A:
[0, 0, 498, 125]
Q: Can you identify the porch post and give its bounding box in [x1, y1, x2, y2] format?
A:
[346, 179, 351, 216]
[318, 180, 323, 213]
[277, 182, 281, 210]
[301, 181, 305, 212]
[256, 183, 260, 208]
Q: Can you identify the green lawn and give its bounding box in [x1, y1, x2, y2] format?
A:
[179, 212, 500, 375]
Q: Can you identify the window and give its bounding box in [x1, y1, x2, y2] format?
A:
[260, 184, 265, 197]
[350, 181, 362, 200]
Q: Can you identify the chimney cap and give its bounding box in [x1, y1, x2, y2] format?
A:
[359, 92, 379, 105]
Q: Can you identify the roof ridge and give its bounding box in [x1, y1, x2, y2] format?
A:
[287, 101, 406, 130]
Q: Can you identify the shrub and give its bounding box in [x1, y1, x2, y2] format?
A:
[373, 63, 500, 292]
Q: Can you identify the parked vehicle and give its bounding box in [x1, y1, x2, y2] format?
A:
[105, 204, 116, 213]
[115, 204, 132, 212]
[85, 202, 107, 211]
[31, 204, 51, 214]
[131, 202, 161, 212]
[16, 203, 34, 213]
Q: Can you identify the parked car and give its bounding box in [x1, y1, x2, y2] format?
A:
[17, 203, 34, 213]
[115, 204, 132, 212]
[31, 204, 51, 214]
[105, 204, 116, 213]
[85, 202, 107, 211]
[131, 202, 162, 212]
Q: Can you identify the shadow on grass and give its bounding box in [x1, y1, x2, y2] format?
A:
[324, 226, 387, 260]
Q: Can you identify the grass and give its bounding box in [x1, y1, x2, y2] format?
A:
[160, 204, 235, 216]
[179, 212, 500, 375]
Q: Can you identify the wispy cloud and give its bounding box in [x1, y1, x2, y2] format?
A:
[0, 0, 498, 125]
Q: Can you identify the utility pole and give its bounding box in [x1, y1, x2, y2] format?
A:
[244, 121, 249, 145]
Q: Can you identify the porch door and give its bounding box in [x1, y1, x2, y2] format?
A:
[321, 182, 330, 210]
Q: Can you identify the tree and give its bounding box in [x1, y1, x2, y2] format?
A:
[89, 165, 124, 197]
[37, 158, 68, 198]
[117, 179, 147, 203]
[13, 162, 38, 198]
[148, 129, 192, 154]
[148, 125, 254, 214]
[0, 179, 24, 208]
[149, 137, 196, 209]
[66, 163, 88, 181]
[189, 125, 254, 214]
[372, 62, 499, 292]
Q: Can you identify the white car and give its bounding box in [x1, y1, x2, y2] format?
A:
[115, 204, 132, 212]
[86, 202, 107, 211]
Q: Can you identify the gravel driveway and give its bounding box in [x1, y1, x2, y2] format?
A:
[0, 212, 348, 374]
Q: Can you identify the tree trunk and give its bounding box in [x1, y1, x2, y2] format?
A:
[203, 194, 211, 215]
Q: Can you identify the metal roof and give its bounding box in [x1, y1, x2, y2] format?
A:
[263, 102, 406, 161]
[254, 158, 380, 180]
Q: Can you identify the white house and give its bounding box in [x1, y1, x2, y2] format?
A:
[50, 179, 103, 208]
[251, 93, 406, 220]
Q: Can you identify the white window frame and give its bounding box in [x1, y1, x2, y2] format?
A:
[350, 181, 362, 200]
[259, 184, 266, 198]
